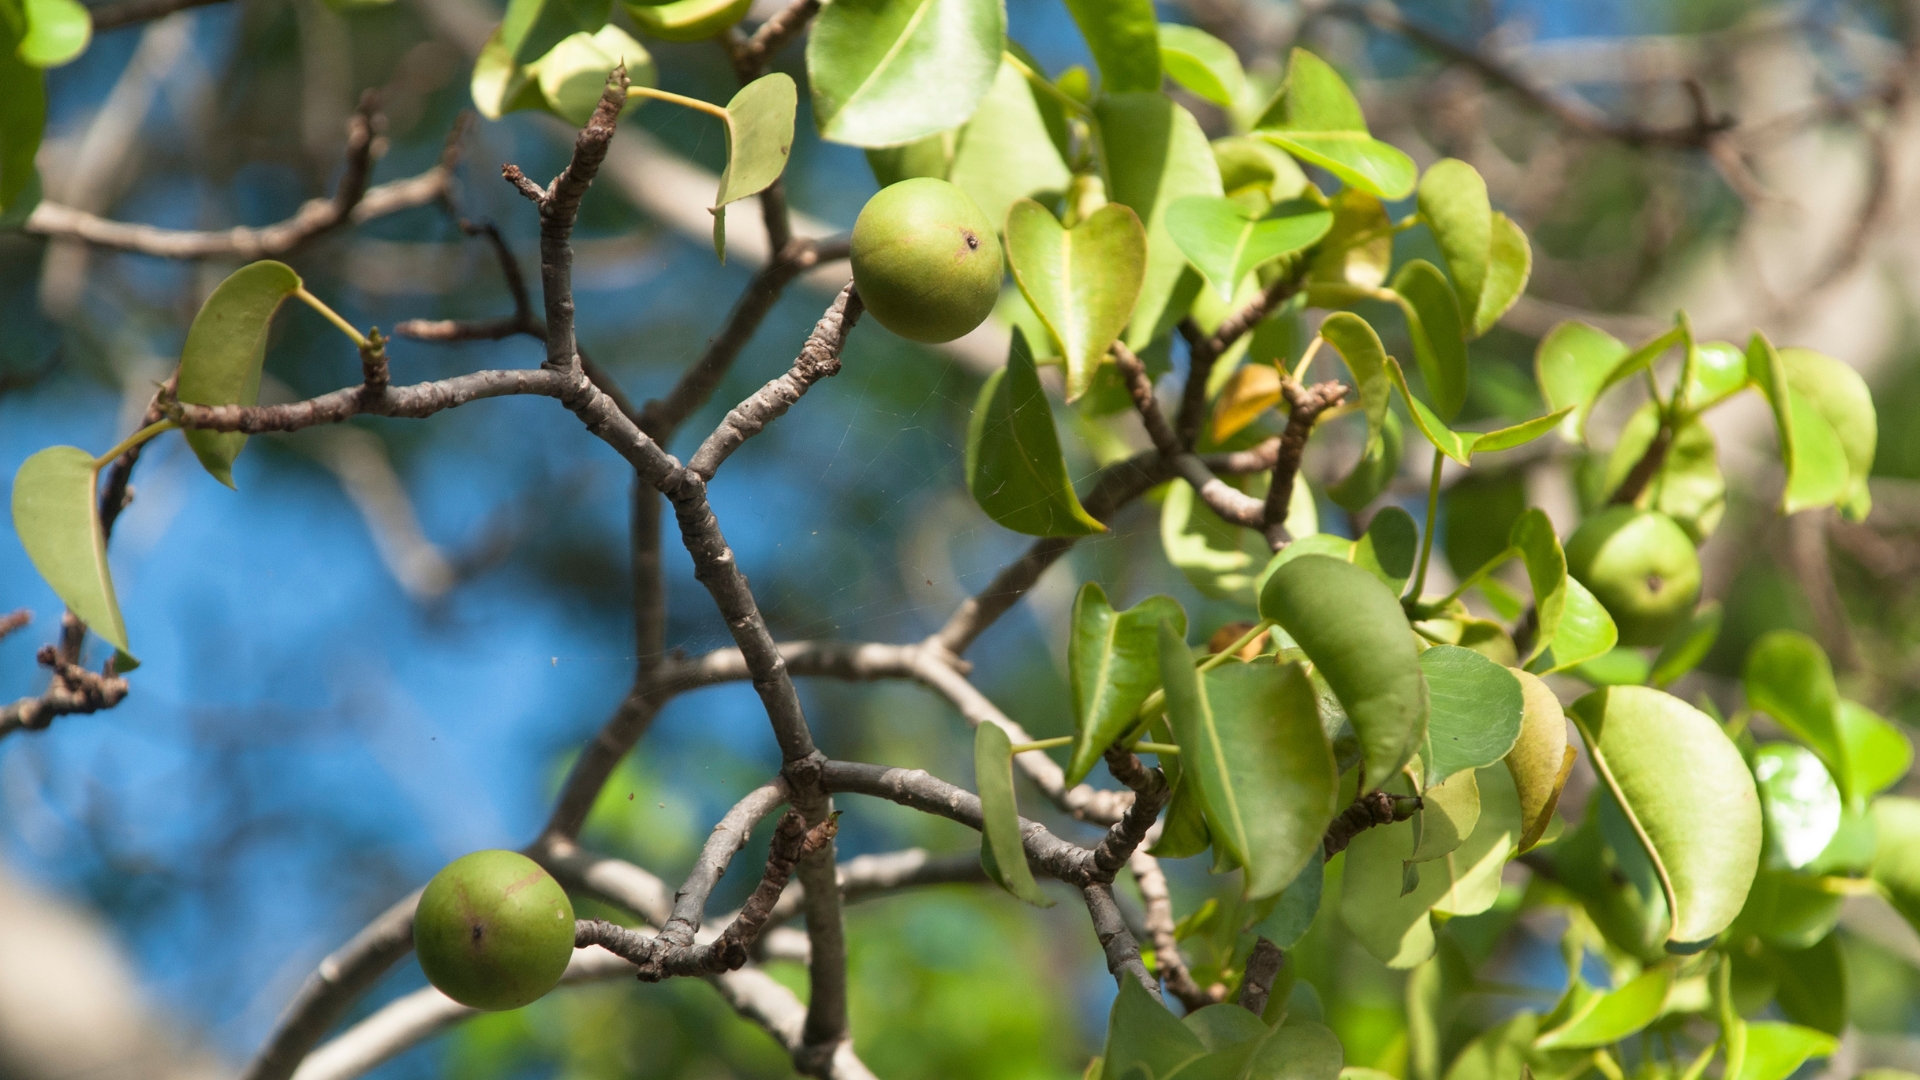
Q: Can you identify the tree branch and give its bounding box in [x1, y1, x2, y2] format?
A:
[1131, 850, 1221, 1011]
[0, 645, 130, 738]
[1264, 378, 1348, 549]
[87, 0, 228, 32]
[1238, 938, 1285, 1017]
[1112, 342, 1266, 529]
[1085, 882, 1160, 998]
[1322, 790, 1419, 857]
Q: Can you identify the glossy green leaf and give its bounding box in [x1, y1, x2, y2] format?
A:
[1260, 554, 1427, 790]
[1753, 742, 1841, 871]
[1648, 601, 1721, 688]
[1555, 792, 1671, 962]
[1470, 409, 1572, 455]
[947, 57, 1074, 233]
[1419, 645, 1524, 786]
[18, 0, 89, 67]
[1005, 200, 1147, 402]
[1416, 160, 1490, 331]
[1472, 213, 1531, 338]
[1063, 0, 1159, 93]
[1386, 358, 1472, 464]
[1605, 404, 1726, 542]
[1746, 332, 1851, 516]
[1506, 668, 1572, 853]
[1571, 647, 1651, 687]
[11, 447, 131, 656]
[1104, 974, 1206, 1080]
[1162, 470, 1314, 605]
[1511, 508, 1617, 670]
[965, 328, 1106, 537]
[709, 73, 797, 257]
[806, 0, 1004, 148]
[1443, 1014, 1536, 1080]
[1306, 187, 1391, 294]
[178, 260, 303, 489]
[1535, 322, 1682, 443]
[1871, 796, 1920, 934]
[1533, 968, 1671, 1050]
[1742, 630, 1847, 803]
[974, 720, 1053, 907]
[1443, 471, 1525, 583]
[471, 24, 549, 120]
[499, 0, 609, 66]
[528, 26, 654, 125]
[1389, 261, 1468, 423]
[1157, 24, 1242, 108]
[1570, 685, 1763, 950]
[1096, 93, 1222, 349]
[1256, 50, 1415, 200]
[1728, 1023, 1837, 1080]
[1780, 346, 1875, 520]
[1066, 583, 1186, 785]
[1157, 631, 1339, 900]
[1252, 847, 1324, 949]
[1408, 766, 1478, 863]
[0, 19, 46, 214]
[1167, 196, 1331, 303]
[1340, 765, 1520, 967]
[1733, 870, 1844, 951]
[1353, 505, 1418, 595]
[1685, 339, 1747, 412]
[1839, 699, 1911, 805]
[1213, 134, 1311, 206]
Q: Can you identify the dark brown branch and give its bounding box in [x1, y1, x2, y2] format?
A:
[0, 645, 130, 738]
[1322, 790, 1420, 857]
[735, 0, 822, 76]
[1608, 422, 1673, 507]
[87, 0, 226, 32]
[1086, 882, 1161, 998]
[0, 610, 28, 642]
[576, 811, 838, 980]
[1264, 378, 1348, 549]
[653, 780, 791, 951]
[690, 284, 863, 480]
[1177, 273, 1309, 449]
[1112, 342, 1264, 529]
[393, 217, 542, 343]
[1238, 938, 1285, 1016]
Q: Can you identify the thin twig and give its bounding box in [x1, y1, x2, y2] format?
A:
[690, 284, 863, 480]
[1265, 379, 1349, 549]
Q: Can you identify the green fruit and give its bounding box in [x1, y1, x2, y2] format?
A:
[850, 177, 1002, 344]
[622, 0, 751, 42]
[1565, 507, 1702, 648]
[415, 850, 575, 1010]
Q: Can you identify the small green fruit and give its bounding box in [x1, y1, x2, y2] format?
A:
[1565, 507, 1702, 648]
[623, 0, 751, 42]
[415, 850, 575, 1010]
[850, 178, 1002, 344]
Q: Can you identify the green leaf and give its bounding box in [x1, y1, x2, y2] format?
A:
[1260, 554, 1427, 791]
[1746, 333, 1851, 516]
[1386, 358, 1472, 464]
[1104, 975, 1206, 1080]
[1838, 699, 1911, 805]
[710, 72, 796, 257]
[1067, 583, 1185, 785]
[18, 0, 89, 67]
[1535, 321, 1683, 443]
[965, 328, 1107, 537]
[1388, 260, 1467, 422]
[1416, 160, 1490, 329]
[1571, 647, 1651, 687]
[1511, 508, 1617, 670]
[1728, 1023, 1837, 1080]
[1419, 645, 1524, 786]
[1648, 600, 1721, 688]
[806, 0, 1004, 148]
[1506, 668, 1572, 853]
[1442, 471, 1525, 583]
[1732, 869, 1843, 951]
[1252, 847, 1324, 949]
[177, 260, 304, 489]
[1533, 968, 1671, 1050]
[1408, 767, 1479, 863]
[1353, 505, 1418, 595]
[1470, 409, 1572, 455]
[1063, 0, 1159, 94]
[1255, 49, 1414, 200]
[1167, 196, 1331, 303]
[1442, 1014, 1536, 1080]
[1005, 199, 1147, 401]
[1329, 410, 1402, 513]
[1306, 188, 1391, 294]
[471, 24, 550, 120]
[1685, 339, 1747, 413]
[623, 0, 750, 41]
[1157, 630, 1339, 899]
[1605, 403, 1726, 542]
[1752, 742, 1841, 872]
[501, 0, 609, 66]
[1569, 685, 1763, 950]
[1318, 311, 1396, 512]
[0, 18, 46, 214]
[947, 57, 1074, 234]
[1240, 1021, 1344, 1079]
[1340, 765, 1520, 967]
[1162, 470, 1314, 605]
[1473, 213, 1531, 338]
[865, 132, 953, 187]
[1213, 134, 1311, 206]
[1096, 93, 1223, 350]
[1765, 933, 1848, 1035]
[1157, 24, 1243, 108]
[1181, 1003, 1268, 1052]
[973, 720, 1053, 907]
[1742, 630, 1848, 804]
[1870, 796, 1920, 935]
[11, 447, 132, 656]
[1555, 793, 1671, 962]
[1780, 346, 1876, 520]
[527, 25, 654, 125]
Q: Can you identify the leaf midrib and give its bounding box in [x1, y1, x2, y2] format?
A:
[829, 0, 941, 127]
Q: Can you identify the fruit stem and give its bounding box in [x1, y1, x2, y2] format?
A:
[627, 86, 732, 125]
[1406, 447, 1445, 604]
[1007, 736, 1072, 754]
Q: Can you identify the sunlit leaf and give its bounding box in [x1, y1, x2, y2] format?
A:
[501, 0, 609, 66]
[1389, 260, 1468, 422]
[1510, 508, 1617, 670]
[1648, 601, 1721, 688]
[1408, 767, 1478, 864]
[1536, 321, 1682, 443]
[1743, 630, 1848, 803]
[1728, 1023, 1837, 1080]
[1255, 49, 1415, 200]
[1838, 699, 1912, 805]
[1442, 1014, 1536, 1080]
[1208, 362, 1281, 443]
[1570, 685, 1763, 950]
[1066, 583, 1185, 785]
[965, 328, 1106, 537]
[1158, 629, 1338, 900]
[1416, 160, 1489, 331]
[1473, 213, 1530, 338]
[974, 720, 1053, 907]
[18, 0, 89, 67]
[947, 57, 1074, 233]
[1158, 24, 1243, 108]
[1104, 974, 1206, 1080]
[1753, 742, 1842, 872]
[178, 260, 304, 489]
[1870, 796, 1920, 936]
[11, 446, 132, 656]
[1162, 470, 1314, 605]
[1534, 968, 1671, 1050]
[1260, 554, 1427, 790]
[1096, 92, 1222, 349]
[1167, 195, 1331, 303]
[528, 25, 654, 125]
[1605, 403, 1726, 542]
[806, 0, 1003, 147]
[1505, 669, 1572, 853]
[1005, 199, 1147, 402]
[1419, 645, 1524, 786]
[1063, 0, 1159, 93]
[710, 73, 796, 257]
[623, 0, 748, 40]
[1306, 188, 1391, 295]
[1780, 346, 1876, 520]
[1685, 339, 1747, 412]
[1746, 332, 1851, 516]
[1386, 358, 1472, 464]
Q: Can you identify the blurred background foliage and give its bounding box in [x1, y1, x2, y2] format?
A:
[6, 0, 1920, 1077]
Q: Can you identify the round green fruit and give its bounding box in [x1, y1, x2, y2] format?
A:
[1565, 506, 1702, 648]
[850, 178, 1002, 344]
[622, 0, 751, 42]
[414, 850, 575, 1010]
